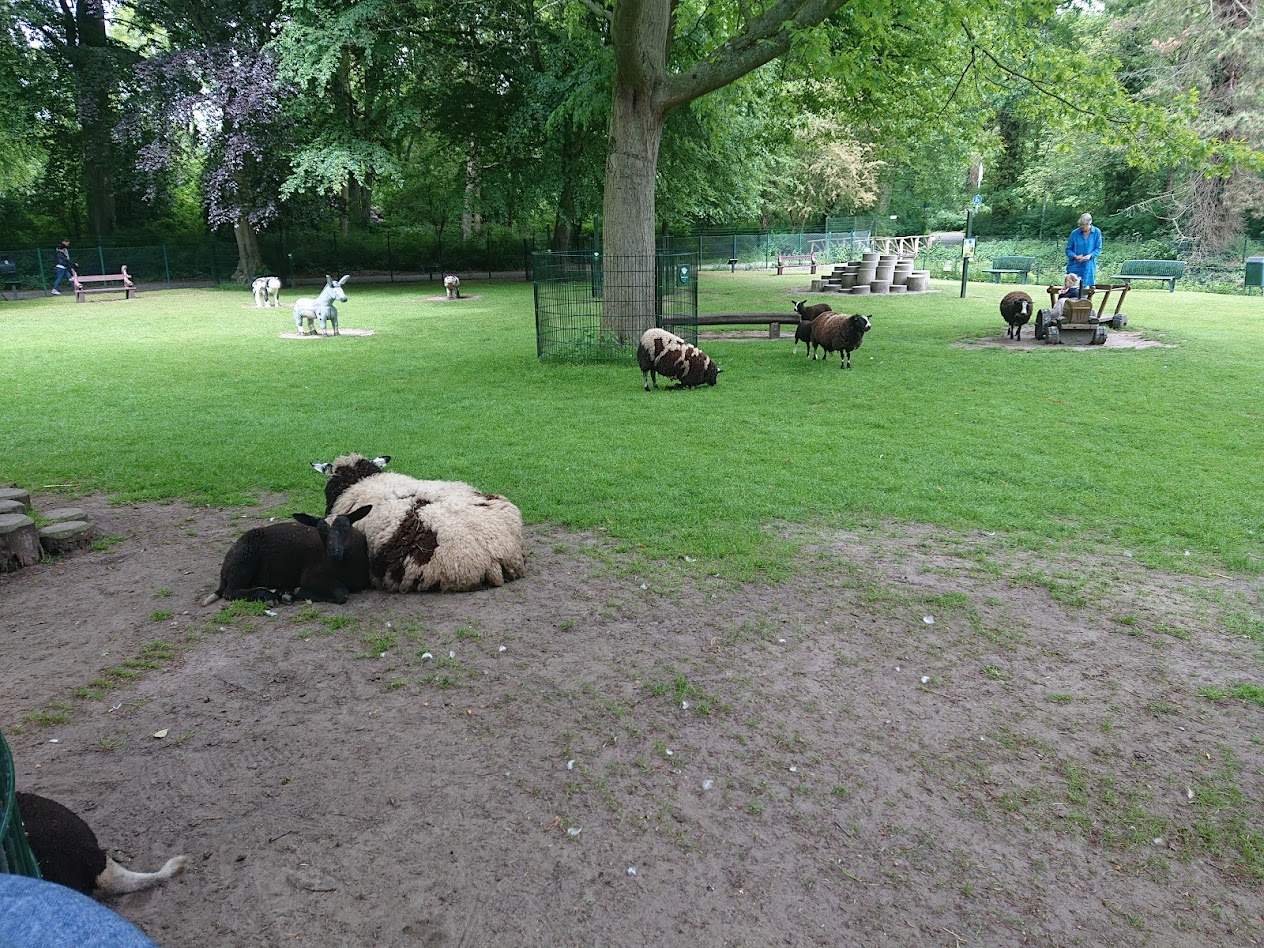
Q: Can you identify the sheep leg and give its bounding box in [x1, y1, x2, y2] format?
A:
[220, 586, 282, 606]
[292, 583, 350, 605]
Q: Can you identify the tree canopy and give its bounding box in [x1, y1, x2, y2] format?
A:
[3, 0, 1260, 276]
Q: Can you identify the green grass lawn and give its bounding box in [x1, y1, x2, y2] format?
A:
[4, 273, 1262, 577]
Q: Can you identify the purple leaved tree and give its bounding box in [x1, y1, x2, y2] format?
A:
[122, 46, 292, 282]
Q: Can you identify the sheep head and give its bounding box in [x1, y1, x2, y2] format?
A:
[293, 505, 372, 561]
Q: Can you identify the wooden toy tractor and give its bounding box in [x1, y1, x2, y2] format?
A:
[1034, 283, 1129, 346]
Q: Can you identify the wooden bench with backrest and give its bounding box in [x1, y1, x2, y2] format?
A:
[72, 266, 137, 303]
[1111, 259, 1184, 293]
[982, 255, 1037, 284]
[776, 254, 817, 276]
[664, 312, 797, 339]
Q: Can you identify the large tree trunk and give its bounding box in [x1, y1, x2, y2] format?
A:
[232, 220, 263, 283]
[601, 80, 665, 340]
[74, 0, 116, 236]
[599, 0, 849, 340]
[462, 143, 481, 239]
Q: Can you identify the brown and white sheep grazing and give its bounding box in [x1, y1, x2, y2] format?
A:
[793, 300, 833, 356]
[1000, 291, 1034, 340]
[810, 313, 872, 368]
[312, 454, 526, 593]
[636, 328, 720, 391]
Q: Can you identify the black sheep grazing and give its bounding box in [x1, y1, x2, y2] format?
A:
[204, 505, 373, 606]
[793, 300, 833, 356]
[15, 792, 188, 896]
[1000, 291, 1034, 340]
[810, 313, 872, 368]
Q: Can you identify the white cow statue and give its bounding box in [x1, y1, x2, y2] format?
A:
[444, 275, 461, 300]
[252, 276, 282, 308]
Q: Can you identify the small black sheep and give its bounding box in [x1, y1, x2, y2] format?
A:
[203, 505, 373, 606]
[15, 792, 188, 896]
[1000, 291, 1034, 340]
[810, 313, 872, 368]
[637, 328, 721, 390]
[793, 300, 833, 356]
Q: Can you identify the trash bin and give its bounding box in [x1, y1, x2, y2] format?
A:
[0, 730, 41, 877]
[1246, 256, 1264, 295]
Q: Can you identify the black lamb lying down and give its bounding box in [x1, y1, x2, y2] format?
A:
[1000, 290, 1034, 340]
[16, 792, 188, 896]
[202, 505, 373, 606]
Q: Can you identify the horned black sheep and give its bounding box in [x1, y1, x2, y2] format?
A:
[636, 328, 720, 390]
[15, 792, 188, 896]
[793, 300, 833, 356]
[810, 312, 872, 368]
[1000, 291, 1034, 340]
[312, 454, 525, 593]
[201, 506, 373, 606]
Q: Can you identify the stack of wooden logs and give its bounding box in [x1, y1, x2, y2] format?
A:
[0, 486, 97, 570]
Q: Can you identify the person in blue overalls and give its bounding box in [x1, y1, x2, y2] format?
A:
[1065, 213, 1103, 290]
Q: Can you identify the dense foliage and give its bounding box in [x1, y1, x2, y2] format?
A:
[2, 0, 1260, 276]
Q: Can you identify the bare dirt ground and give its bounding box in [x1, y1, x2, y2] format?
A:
[2, 493, 1262, 947]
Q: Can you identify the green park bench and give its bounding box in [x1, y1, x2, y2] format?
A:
[1111, 259, 1185, 292]
[982, 255, 1037, 284]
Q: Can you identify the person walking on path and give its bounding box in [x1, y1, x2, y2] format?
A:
[50, 239, 74, 295]
[1065, 213, 1103, 289]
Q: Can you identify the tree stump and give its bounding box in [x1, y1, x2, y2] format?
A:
[39, 520, 96, 555]
[41, 507, 88, 524]
[0, 514, 42, 570]
[0, 488, 30, 512]
[0, 499, 25, 516]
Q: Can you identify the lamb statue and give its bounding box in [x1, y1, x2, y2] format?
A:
[444, 275, 461, 300]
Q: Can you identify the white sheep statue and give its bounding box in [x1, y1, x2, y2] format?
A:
[293, 274, 349, 336]
[311, 454, 526, 592]
[252, 276, 281, 308]
[636, 328, 721, 391]
[444, 275, 461, 300]
[810, 313, 872, 368]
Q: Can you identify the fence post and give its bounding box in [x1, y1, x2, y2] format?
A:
[36, 248, 47, 291]
[98, 245, 105, 276]
[162, 244, 171, 286]
[210, 242, 218, 284]
[387, 234, 394, 283]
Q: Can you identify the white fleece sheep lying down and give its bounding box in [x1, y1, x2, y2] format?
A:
[313, 454, 525, 592]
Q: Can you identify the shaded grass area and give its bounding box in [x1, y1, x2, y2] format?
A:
[3, 275, 1263, 577]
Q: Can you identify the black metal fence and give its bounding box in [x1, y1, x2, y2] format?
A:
[0, 232, 545, 294]
[533, 251, 699, 362]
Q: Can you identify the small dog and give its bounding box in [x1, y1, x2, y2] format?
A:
[252, 276, 282, 308]
[16, 792, 189, 896]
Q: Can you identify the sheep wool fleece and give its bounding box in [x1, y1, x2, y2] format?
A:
[636, 328, 720, 389]
[321, 454, 525, 592]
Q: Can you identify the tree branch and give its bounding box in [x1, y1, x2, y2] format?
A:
[657, 0, 850, 113]
[576, 0, 612, 24]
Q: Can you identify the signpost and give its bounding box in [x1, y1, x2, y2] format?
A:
[960, 204, 977, 298]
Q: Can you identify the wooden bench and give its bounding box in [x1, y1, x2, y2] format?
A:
[982, 255, 1037, 284]
[664, 313, 795, 339]
[776, 254, 817, 276]
[0, 258, 19, 301]
[1111, 259, 1184, 293]
[72, 266, 137, 303]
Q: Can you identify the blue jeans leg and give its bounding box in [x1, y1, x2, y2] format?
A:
[0, 875, 158, 947]
[51, 267, 69, 291]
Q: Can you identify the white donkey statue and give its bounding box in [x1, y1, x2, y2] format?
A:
[293, 274, 349, 336]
